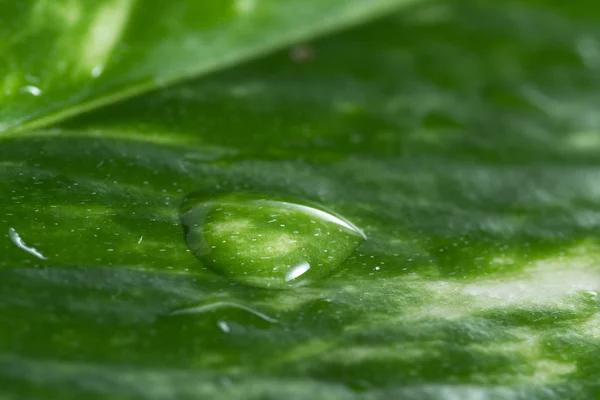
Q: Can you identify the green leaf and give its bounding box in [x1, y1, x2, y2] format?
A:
[2, 0, 600, 399]
[0, 0, 416, 134]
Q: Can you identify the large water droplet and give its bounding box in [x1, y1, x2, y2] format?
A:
[181, 192, 366, 289]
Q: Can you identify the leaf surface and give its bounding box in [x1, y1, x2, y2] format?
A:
[2, 0, 600, 398]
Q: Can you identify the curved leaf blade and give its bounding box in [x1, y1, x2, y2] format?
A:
[0, 0, 418, 133]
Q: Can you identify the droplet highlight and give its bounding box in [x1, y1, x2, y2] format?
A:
[8, 228, 47, 260]
[169, 301, 278, 323]
[181, 192, 366, 289]
[285, 260, 311, 282]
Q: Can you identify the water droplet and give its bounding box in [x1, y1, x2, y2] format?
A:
[169, 301, 278, 323]
[285, 260, 311, 282]
[20, 85, 42, 96]
[8, 228, 47, 260]
[181, 192, 366, 289]
[217, 320, 231, 333]
[91, 65, 104, 78]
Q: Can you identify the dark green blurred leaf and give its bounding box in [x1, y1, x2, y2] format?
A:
[0, 0, 414, 133]
[2, 0, 600, 399]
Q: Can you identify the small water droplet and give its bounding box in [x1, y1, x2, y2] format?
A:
[8, 228, 47, 260]
[169, 301, 278, 323]
[285, 260, 311, 282]
[91, 65, 104, 78]
[20, 85, 42, 96]
[217, 320, 231, 333]
[181, 192, 366, 289]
